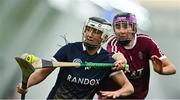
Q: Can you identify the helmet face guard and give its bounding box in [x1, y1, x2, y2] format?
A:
[113, 13, 137, 34]
[113, 13, 137, 46]
[82, 18, 112, 44]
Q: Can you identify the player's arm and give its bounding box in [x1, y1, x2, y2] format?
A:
[17, 68, 54, 94]
[99, 71, 134, 98]
[111, 52, 127, 70]
[151, 55, 176, 75]
[27, 68, 55, 88]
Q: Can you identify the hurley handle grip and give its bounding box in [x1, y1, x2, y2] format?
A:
[21, 82, 27, 100]
[80, 62, 129, 70]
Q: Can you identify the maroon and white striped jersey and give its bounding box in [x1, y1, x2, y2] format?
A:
[99, 33, 165, 99]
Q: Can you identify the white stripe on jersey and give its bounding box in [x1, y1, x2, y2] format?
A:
[111, 38, 116, 53]
[114, 40, 118, 53]
[159, 55, 167, 60]
[124, 34, 137, 49]
[102, 35, 115, 49]
[112, 38, 118, 53]
[109, 70, 123, 77]
[136, 34, 151, 39]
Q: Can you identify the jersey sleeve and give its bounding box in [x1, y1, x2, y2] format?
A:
[106, 54, 123, 77]
[106, 35, 116, 54]
[147, 38, 165, 59]
[53, 44, 70, 61]
[107, 42, 113, 54]
[109, 70, 123, 77]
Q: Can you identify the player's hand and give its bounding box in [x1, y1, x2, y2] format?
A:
[112, 60, 124, 70]
[112, 52, 127, 63]
[99, 90, 121, 99]
[112, 52, 127, 70]
[151, 55, 163, 73]
[16, 83, 28, 95]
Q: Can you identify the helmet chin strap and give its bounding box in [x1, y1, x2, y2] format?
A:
[83, 41, 99, 50]
[117, 40, 131, 46]
[116, 31, 135, 46]
[117, 33, 135, 46]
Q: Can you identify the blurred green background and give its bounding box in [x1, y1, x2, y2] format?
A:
[0, 0, 179, 99]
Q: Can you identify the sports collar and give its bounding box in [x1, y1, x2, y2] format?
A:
[82, 43, 101, 54]
[124, 34, 137, 49]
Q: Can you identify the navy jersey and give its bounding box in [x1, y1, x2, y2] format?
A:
[47, 42, 117, 99]
[99, 34, 165, 99]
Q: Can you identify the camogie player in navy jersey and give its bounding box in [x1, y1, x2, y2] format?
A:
[98, 12, 176, 99]
[16, 17, 134, 99]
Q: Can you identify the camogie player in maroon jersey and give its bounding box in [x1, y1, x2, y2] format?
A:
[98, 12, 176, 99]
